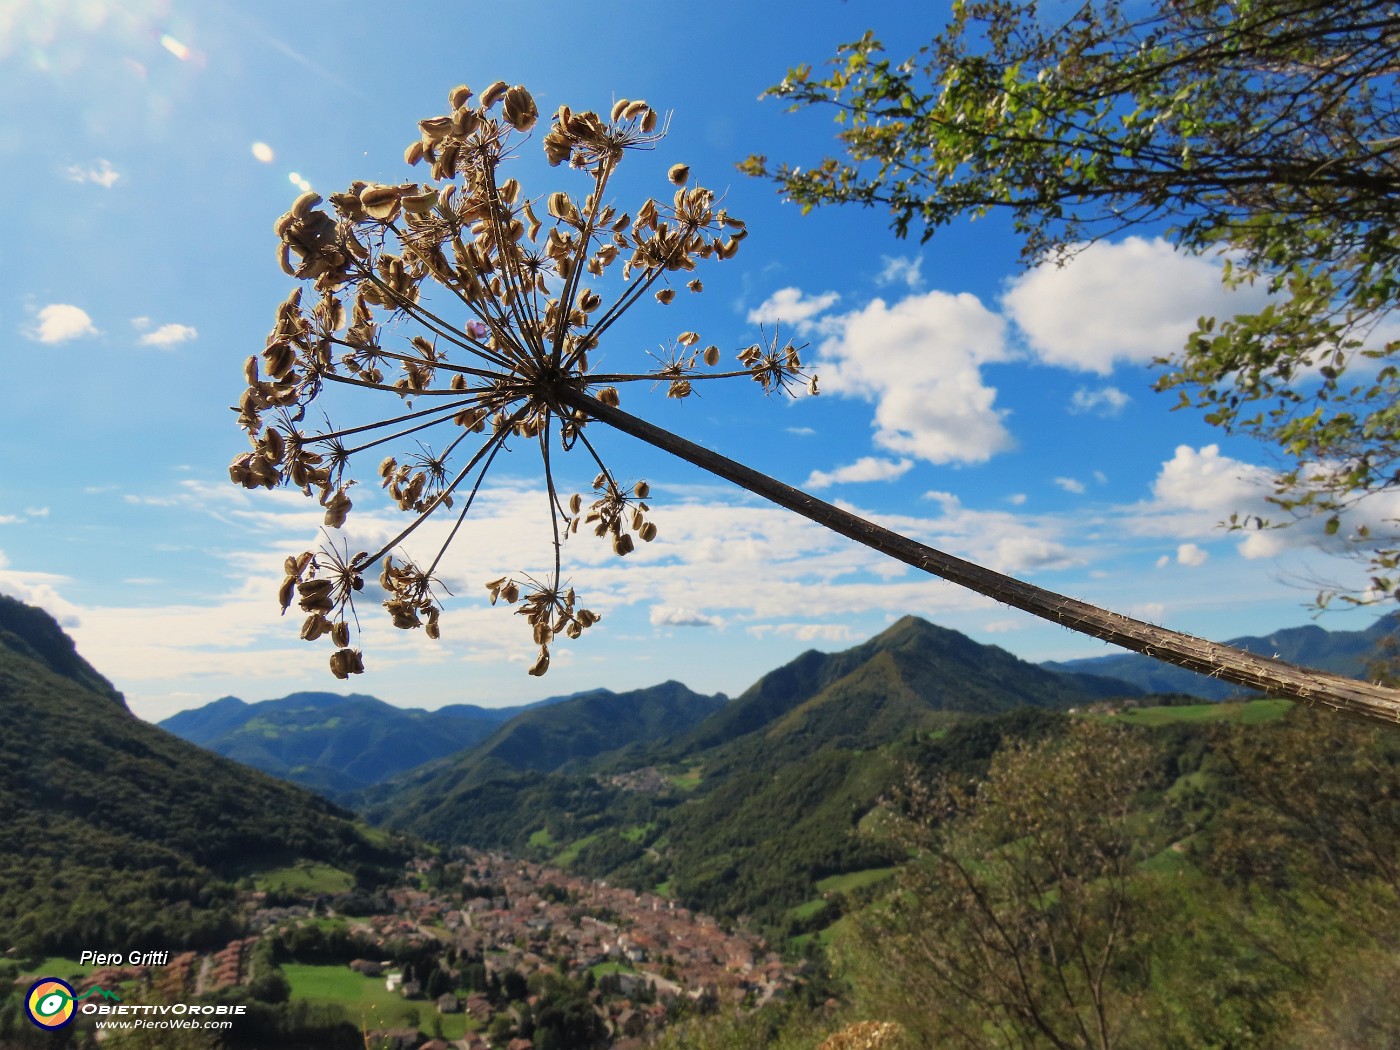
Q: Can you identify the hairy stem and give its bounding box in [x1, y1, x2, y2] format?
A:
[559, 388, 1400, 725]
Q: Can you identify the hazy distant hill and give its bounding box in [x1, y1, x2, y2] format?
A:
[160, 690, 575, 796]
[368, 681, 728, 815]
[1043, 612, 1400, 700]
[0, 594, 408, 956]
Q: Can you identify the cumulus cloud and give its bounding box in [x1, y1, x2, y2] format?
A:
[876, 255, 923, 289]
[1003, 237, 1270, 374]
[1177, 542, 1210, 567]
[805, 457, 913, 490]
[815, 289, 1014, 465]
[650, 606, 725, 629]
[1055, 477, 1086, 494]
[139, 322, 198, 347]
[1070, 385, 1132, 416]
[66, 159, 120, 188]
[747, 287, 840, 334]
[27, 304, 98, 344]
[1126, 443, 1400, 567]
[747, 622, 856, 643]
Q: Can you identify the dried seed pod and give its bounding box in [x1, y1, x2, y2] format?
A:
[639, 522, 658, 542]
[528, 646, 550, 677]
[291, 191, 322, 218]
[277, 576, 297, 613]
[613, 533, 635, 556]
[502, 85, 538, 131]
[300, 614, 329, 641]
[677, 331, 699, 346]
[480, 80, 509, 108]
[569, 493, 582, 514]
[655, 288, 675, 305]
[449, 84, 473, 108]
[703, 345, 720, 366]
[634, 480, 650, 498]
[668, 164, 689, 186]
[331, 621, 350, 648]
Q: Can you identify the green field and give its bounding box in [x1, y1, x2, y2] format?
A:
[528, 827, 557, 849]
[665, 764, 704, 791]
[253, 862, 356, 895]
[1097, 698, 1291, 727]
[283, 963, 469, 1040]
[552, 833, 599, 867]
[815, 867, 898, 895]
[22, 956, 94, 980]
[788, 898, 831, 922]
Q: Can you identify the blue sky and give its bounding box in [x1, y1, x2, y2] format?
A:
[3, 0, 1394, 722]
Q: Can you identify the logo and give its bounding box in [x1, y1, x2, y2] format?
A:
[24, 978, 121, 1030]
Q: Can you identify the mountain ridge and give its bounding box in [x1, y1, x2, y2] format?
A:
[1043, 611, 1400, 699]
[0, 594, 409, 956]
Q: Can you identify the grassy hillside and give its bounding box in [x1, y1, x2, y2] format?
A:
[0, 595, 410, 956]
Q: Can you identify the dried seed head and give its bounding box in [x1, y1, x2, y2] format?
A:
[504, 86, 540, 131]
[480, 80, 509, 108]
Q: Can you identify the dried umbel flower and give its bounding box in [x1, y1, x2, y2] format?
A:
[234, 80, 815, 676]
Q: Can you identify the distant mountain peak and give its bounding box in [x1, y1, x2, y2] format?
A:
[0, 593, 126, 708]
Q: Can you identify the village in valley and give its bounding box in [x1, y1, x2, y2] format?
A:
[63, 849, 800, 1049]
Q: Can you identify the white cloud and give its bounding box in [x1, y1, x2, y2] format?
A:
[747, 622, 856, 643]
[815, 289, 1014, 465]
[650, 606, 725, 629]
[139, 322, 198, 347]
[66, 159, 120, 188]
[982, 619, 1023, 633]
[747, 287, 841, 334]
[1003, 237, 1270, 374]
[876, 255, 923, 289]
[1125, 443, 1400, 567]
[1177, 542, 1209, 567]
[991, 535, 1077, 572]
[1055, 477, 1086, 494]
[1070, 386, 1132, 416]
[1007, 493, 1028, 506]
[27, 304, 98, 344]
[785, 427, 816, 437]
[805, 457, 913, 490]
